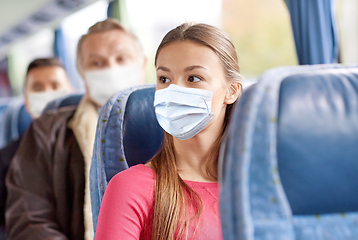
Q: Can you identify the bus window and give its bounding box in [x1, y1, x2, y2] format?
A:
[125, 0, 296, 84]
[7, 29, 54, 96]
[337, 0, 358, 64]
[125, 0, 222, 84]
[222, 0, 297, 79]
[59, 0, 108, 91]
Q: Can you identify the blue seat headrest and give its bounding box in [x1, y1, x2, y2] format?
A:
[219, 65, 358, 240]
[123, 87, 164, 167]
[0, 98, 31, 148]
[277, 70, 358, 215]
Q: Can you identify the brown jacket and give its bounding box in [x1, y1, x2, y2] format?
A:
[5, 106, 85, 240]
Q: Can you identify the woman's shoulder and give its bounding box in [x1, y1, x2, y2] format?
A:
[97, 164, 156, 238]
[111, 163, 155, 181]
[107, 164, 156, 196]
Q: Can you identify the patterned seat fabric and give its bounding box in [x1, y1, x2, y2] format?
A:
[219, 65, 358, 240]
[90, 84, 164, 233]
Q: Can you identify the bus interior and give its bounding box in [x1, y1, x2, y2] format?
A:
[0, 0, 357, 239]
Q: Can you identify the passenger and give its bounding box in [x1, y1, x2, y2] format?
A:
[95, 23, 243, 240]
[0, 57, 72, 237]
[24, 58, 73, 118]
[5, 18, 146, 240]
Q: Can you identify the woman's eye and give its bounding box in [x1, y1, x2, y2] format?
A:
[159, 76, 170, 84]
[188, 76, 201, 83]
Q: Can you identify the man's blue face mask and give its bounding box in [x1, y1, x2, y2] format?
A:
[154, 84, 224, 140]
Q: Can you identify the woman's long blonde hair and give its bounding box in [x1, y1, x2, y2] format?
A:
[150, 23, 243, 240]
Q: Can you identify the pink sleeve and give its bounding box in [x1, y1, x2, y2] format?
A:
[95, 167, 154, 240]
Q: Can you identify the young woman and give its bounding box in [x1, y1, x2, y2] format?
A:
[95, 23, 243, 240]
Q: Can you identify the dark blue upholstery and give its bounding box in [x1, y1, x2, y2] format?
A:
[122, 87, 164, 170]
[17, 105, 32, 137]
[102, 86, 164, 182]
[277, 71, 358, 215]
[0, 98, 32, 148]
[43, 93, 83, 113]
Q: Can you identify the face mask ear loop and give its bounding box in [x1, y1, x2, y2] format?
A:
[213, 85, 225, 94]
[212, 103, 226, 116]
[211, 84, 230, 115]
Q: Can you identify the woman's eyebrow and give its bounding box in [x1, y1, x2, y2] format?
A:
[156, 66, 170, 71]
[184, 65, 207, 72]
[156, 65, 208, 72]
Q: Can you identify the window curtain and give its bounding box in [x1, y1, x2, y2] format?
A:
[107, 0, 116, 18]
[286, 0, 340, 65]
[107, 0, 129, 28]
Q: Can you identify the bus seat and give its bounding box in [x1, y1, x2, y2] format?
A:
[219, 64, 358, 240]
[90, 84, 164, 232]
[0, 97, 31, 149]
[0, 93, 83, 149]
[0, 98, 11, 146]
[42, 93, 84, 113]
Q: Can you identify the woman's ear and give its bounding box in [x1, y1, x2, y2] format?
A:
[224, 82, 242, 105]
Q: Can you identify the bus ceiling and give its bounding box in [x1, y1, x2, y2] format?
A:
[0, 0, 102, 58]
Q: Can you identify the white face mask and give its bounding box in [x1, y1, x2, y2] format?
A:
[85, 64, 142, 106]
[27, 89, 69, 118]
[154, 84, 223, 140]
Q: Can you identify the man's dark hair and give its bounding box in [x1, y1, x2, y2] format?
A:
[26, 58, 65, 75]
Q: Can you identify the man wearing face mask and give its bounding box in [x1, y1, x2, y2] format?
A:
[24, 58, 73, 118]
[0, 58, 72, 238]
[5, 18, 146, 240]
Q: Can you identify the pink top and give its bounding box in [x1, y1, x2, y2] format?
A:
[95, 164, 223, 240]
